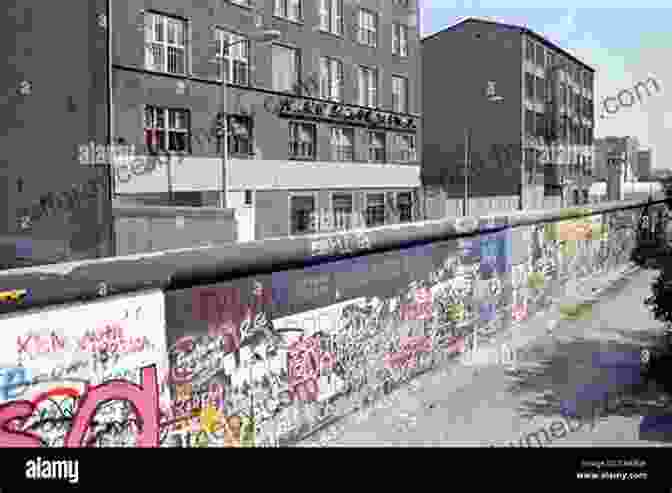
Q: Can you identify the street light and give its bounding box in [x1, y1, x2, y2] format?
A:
[218, 29, 281, 209]
[463, 90, 504, 217]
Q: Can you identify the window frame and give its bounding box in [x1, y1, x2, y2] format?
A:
[397, 133, 416, 163]
[329, 191, 354, 231]
[330, 126, 355, 162]
[215, 29, 251, 85]
[358, 65, 378, 108]
[288, 191, 318, 236]
[392, 23, 409, 57]
[289, 121, 317, 160]
[272, 43, 301, 94]
[224, 114, 254, 156]
[392, 75, 409, 113]
[396, 191, 413, 223]
[274, 0, 302, 22]
[319, 0, 343, 35]
[365, 192, 386, 228]
[367, 131, 386, 163]
[144, 104, 191, 154]
[357, 9, 378, 47]
[319, 56, 344, 102]
[144, 12, 188, 75]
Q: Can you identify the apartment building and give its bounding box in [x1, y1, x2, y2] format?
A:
[1, 1, 112, 269]
[111, 0, 421, 241]
[594, 136, 640, 183]
[422, 17, 595, 210]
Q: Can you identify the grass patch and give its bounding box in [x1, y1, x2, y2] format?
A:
[559, 303, 593, 320]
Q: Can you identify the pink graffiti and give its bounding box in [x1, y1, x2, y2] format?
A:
[0, 365, 160, 448]
[512, 303, 528, 322]
[17, 322, 146, 359]
[384, 336, 433, 370]
[192, 285, 272, 354]
[401, 288, 433, 321]
[287, 336, 335, 402]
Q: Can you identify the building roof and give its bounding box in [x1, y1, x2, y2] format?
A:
[422, 17, 594, 73]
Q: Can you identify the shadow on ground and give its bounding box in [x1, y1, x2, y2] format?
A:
[503, 332, 672, 443]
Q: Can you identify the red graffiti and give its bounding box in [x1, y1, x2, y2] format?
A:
[31, 387, 84, 408]
[0, 365, 160, 448]
[192, 285, 273, 356]
[401, 288, 433, 321]
[17, 323, 146, 359]
[287, 336, 335, 402]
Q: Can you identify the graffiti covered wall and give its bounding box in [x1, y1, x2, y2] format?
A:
[0, 290, 170, 447]
[163, 208, 643, 447]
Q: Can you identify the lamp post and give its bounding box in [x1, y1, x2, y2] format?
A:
[218, 29, 281, 209]
[463, 87, 504, 217]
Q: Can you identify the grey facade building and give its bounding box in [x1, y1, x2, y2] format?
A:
[422, 17, 595, 209]
[111, 0, 422, 241]
[594, 136, 640, 182]
[1, 1, 113, 269]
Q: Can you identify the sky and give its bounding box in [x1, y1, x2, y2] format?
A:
[419, 2, 672, 170]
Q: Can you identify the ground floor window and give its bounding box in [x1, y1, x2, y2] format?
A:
[290, 194, 316, 235]
[144, 105, 191, 153]
[365, 193, 386, 227]
[332, 193, 353, 230]
[397, 192, 413, 222]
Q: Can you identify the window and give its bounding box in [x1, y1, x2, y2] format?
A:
[275, 0, 302, 22]
[358, 9, 377, 47]
[535, 112, 545, 139]
[216, 30, 250, 85]
[319, 0, 343, 35]
[392, 76, 408, 113]
[144, 13, 186, 75]
[244, 190, 253, 206]
[224, 115, 253, 155]
[366, 193, 386, 227]
[331, 127, 354, 161]
[525, 73, 534, 100]
[526, 39, 535, 62]
[289, 122, 316, 160]
[393, 23, 408, 56]
[290, 195, 316, 235]
[357, 65, 378, 107]
[525, 109, 535, 137]
[332, 193, 353, 230]
[535, 43, 545, 68]
[535, 77, 545, 103]
[272, 45, 300, 93]
[397, 134, 416, 162]
[319, 57, 343, 102]
[145, 106, 190, 153]
[368, 132, 386, 163]
[397, 192, 412, 222]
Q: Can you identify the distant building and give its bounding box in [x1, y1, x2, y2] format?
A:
[594, 136, 639, 182]
[422, 17, 595, 211]
[112, 0, 422, 241]
[637, 148, 652, 180]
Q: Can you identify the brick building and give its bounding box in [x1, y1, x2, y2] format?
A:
[112, 0, 421, 241]
[422, 17, 595, 210]
[0, 1, 113, 269]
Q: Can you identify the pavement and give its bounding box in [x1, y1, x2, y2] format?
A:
[296, 262, 672, 447]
